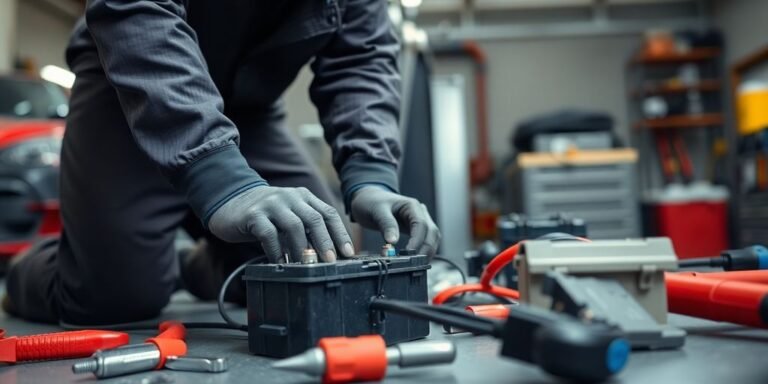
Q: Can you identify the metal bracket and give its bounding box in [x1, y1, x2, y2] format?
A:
[638, 265, 657, 291]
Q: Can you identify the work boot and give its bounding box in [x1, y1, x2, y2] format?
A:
[179, 238, 264, 306]
[4, 237, 60, 323]
[1, 294, 17, 317]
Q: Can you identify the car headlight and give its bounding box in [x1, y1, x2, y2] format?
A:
[0, 137, 62, 168]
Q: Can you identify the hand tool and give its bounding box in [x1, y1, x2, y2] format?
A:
[272, 335, 456, 383]
[164, 356, 227, 373]
[666, 271, 768, 328]
[370, 298, 630, 382]
[498, 304, 630, 382]
[677, 245, 768, 271]
[0, 329, 129, 363]
[71, 321, 186, 379]
[679, 270, 768, 284]
[655, 132, 694, 184]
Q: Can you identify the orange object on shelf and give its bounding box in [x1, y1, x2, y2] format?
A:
[642, 31, 677, 58]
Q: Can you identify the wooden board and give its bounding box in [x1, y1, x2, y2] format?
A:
[518, 148, 638, 168]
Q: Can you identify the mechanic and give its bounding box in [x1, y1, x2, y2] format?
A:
[3, 0, 440, 325]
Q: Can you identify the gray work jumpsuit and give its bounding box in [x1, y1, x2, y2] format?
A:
[7, 0, 402, 324]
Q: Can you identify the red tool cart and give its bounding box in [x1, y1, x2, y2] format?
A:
[646, 183, 729, 258]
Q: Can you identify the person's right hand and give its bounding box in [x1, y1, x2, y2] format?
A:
[207, 186, 354, 263]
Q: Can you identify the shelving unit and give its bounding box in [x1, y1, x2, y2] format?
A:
[631, 79, 721, 97]
[633, 113, 724, 130]
[630, 48, 721, 65]
[729, 45, 768, 246]
[626, 45, 726, 193]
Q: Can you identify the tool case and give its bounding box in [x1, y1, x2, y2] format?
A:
[244, 255, 431, 357]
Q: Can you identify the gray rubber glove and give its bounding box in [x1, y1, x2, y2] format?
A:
[350, 186, 441, 258]
[208, 186, 354, 263]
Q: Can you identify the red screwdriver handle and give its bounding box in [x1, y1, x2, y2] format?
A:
[154, 321, 186, 340]
[146, 321, 187, 369]
[4, 330, 129, 362]
[319, 335, 388, 383]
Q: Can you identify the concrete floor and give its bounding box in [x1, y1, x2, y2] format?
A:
[2, 283, 768, 384]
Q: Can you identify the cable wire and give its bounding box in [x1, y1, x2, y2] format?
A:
[370, 298, 501, 336]
[433, 234, 590, 305]
[408, 302, 499, 325]
[217, 257, 265, 332]
[433, 256, 467, 285]
[678, 257, 724, 269]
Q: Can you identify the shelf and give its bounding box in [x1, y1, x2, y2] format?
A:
[630, 48, 721, 65]
[631, 80, 721, 97]
[633, 114, 724, 130]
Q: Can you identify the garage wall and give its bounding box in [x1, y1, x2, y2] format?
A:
[283, 34, 639, 162]
[433, 35, 638, 159]
[16, 0, 77, 70]
[714, 0, 768, 66]
[0, 0, 17, 72]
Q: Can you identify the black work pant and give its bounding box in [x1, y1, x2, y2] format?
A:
[6, 53, 335, 324]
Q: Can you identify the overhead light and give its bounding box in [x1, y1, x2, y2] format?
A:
[401, 0, 422, 8]
[40, 65, 76, 89]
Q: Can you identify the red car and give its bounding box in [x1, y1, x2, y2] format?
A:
[0, 75, 66, 266]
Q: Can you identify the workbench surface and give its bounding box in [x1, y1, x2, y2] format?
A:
[1, 289, 767, 384]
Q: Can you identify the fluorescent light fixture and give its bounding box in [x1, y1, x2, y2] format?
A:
[40, 65, 75, 89]
[401, 0, 423, 8]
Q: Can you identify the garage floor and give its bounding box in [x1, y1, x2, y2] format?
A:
[2, 283, 768, 384]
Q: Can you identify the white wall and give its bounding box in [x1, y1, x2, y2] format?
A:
[16, 0, 77, 70]
[283, 34, 639, 164]
[714, 0, 768, 66]
[0, 0, 18, 71]
[434, 35, 638, 159]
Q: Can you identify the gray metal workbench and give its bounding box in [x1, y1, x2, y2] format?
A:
[1, 289, 767, 384]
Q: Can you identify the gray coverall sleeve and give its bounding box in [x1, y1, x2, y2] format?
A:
[309, 0, 403, 206]
[85, 0, 266, 226]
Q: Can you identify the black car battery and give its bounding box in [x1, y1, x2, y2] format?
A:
[244, 254, 431, 357]
[465, 214, 587, 288]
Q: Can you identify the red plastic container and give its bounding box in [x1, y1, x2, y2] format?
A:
[647, 184, 729, 259]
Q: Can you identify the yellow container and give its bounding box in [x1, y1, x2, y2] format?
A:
[738, 88, 768, 136]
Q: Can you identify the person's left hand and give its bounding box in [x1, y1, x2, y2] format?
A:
[349, 186, 441, 258]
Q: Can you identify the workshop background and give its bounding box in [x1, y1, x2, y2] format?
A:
[1, 0, 768, 383]
[5, 0, 766, 258]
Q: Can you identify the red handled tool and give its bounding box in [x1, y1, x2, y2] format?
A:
[666, 271, 768, 328]
[444, 304, 514, 334]
[0, 329, 129, 363]
[272, 335, 456, 383]
[71, 321, 187, 378]
[465, 304, 512, 319]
